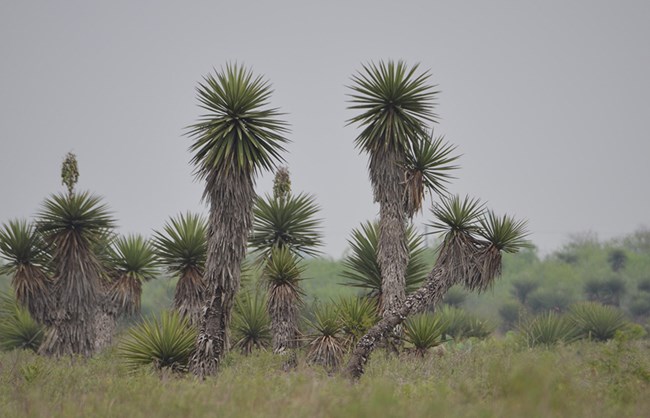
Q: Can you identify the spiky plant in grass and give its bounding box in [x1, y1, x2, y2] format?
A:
[153, 213, 207, 325]
[186, 64, 289, 378]
[0, 219, 52, 324]
[347, 60, 438, 318]
[336, 296, 379, 348]
[345, 195, 529, 379]
[263, 247, 305, 352]
[119, 311, 197, 372]
[568, 302, 629, 342]
[36, 192, 115, 357]
[0, 291, 44, 352]
[517, 312, 578, 348]
[403, 313, 447, 356]
[249, 193, 322, 260]
[232, 291, 271, 354]
[403, 134, 459, 217]
[305, 303, 346, 372]
[108, 235, 158, 317]
[341, 222, 429, 311]
[435, 306, 494, 340]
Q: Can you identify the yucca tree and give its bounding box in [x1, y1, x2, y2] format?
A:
[263, 247, 305, 352]
[232, 291, 271, 354]
[341, 221, 429, 311]
[153, 213, 207, 325]
[345, 195, 529, 379]
[0, 219, 52, 324]
[36, 191, 115, 357]
[348, 60, 438, 318]
[305, 303, 346, 372]
[186, 63, 289, 378]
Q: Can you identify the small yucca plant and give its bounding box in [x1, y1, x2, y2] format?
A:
[232, 292, 271, 354]
[403, 313, 447, 356]
[305, 304, 345, 371]
[336, 296, 378, 348]
[436, 306, 494, 340]
[0, 291, 44, 352]
[568, 302, 629, 342]
[119, 311, 197, 372]
[517, 312, 578, 348]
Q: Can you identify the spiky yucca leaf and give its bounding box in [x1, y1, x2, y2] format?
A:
[108, 235, 159, 316]
[347, 60, 438, 154]
[36, 191, 115, 245]
[336, 296, 379, 347]
[153, 212, 207, 274]
[403, 134, 459, 217]
[119, 311, 197, 372]
[0, 291, 44, 352]
[250, 193, 322, 259]
[403, 313, 447, 356]
[429, 195, 484, 236]
[479, 211, 531, 254]
[341, 222, 429, 303]
[232, 292, 271, 354]
[517, 312, 578, 348]
[187, 63, 290, 179]
[568, 302, 628, 342]
[305, 303, 345, 371]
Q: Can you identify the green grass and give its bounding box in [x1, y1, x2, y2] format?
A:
[1, 338, 648, 417]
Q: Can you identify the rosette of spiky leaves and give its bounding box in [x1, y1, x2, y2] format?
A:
[0, 292, 44, 352]
[403, 134, 459, 217]
[568, 302, 628, 342]
[264, 247, 305, 351]
[341, 222, 429, 306]
[435, 306, 494, 340]
[470, 211, 530, 291]
[119, 311, 197, 372]
[0, 219, 51, 324]
[336, 296, 379, 348]
[232, 291, 271, 354]
[36, 191, 115, 357]
[429, 195, 484, 289]
[108, 235, 158, 317]
[250, 193, 323, 260]
[517, 312, 578, 348]
[403, 313, 447, 356]
[305, 303, 345, 371]
[187, 63, 289, 180]
[347, 60, 438, 154]
[153, 213, 206, 324]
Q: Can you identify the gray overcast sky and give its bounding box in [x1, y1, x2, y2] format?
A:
[1, 0, 649, 258]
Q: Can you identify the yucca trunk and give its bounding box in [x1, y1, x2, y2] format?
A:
[174, 266, 204, 325]
[189, 170, 255, 378]
[369, 147, 409, 317]
[11, 265, 52, 325]
[269, 286, 300, 352]
[39, 236, 103, 357]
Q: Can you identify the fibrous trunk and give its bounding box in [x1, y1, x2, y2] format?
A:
[269, 285, 300, 353]
[12, 265, 52, 325]
[174, 267, 205, 326]
[39, 237, 103, 357]
[369, 147, 408, 317]
[189, 170, 255, 378]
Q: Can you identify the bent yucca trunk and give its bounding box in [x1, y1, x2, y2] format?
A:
[189, 170, 255, 378]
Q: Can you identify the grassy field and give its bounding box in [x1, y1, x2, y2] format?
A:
[1, 337, 649, 418]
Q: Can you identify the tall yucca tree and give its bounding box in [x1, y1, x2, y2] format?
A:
[36, 191, 115, 357]
[345, 195, 529, 379]
[0, 219, 52, 324]
[153, 212, 207, 325]
[341, 221, 429, 311]
[186, 63, 289, 378]
[348, 60, 438, 317]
